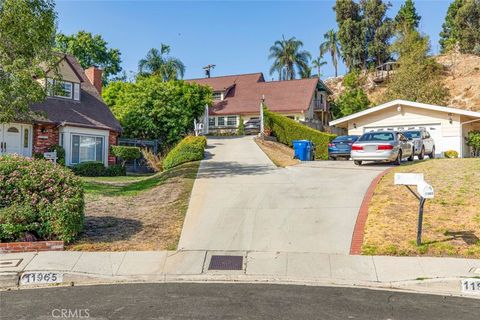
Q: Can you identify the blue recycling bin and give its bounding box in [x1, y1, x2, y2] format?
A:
[293, 140, 314, 161]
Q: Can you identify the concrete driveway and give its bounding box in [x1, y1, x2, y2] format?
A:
[178, 136, 387, 254]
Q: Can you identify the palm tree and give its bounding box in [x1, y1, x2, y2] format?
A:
[299, 65, 312, 79]
[312, 55, 327, 78]
[268, 36, 311, 80]
[320, 30, 341, 77]
[138, 44, 185, 81]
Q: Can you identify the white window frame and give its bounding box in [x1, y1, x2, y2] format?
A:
[47, 78, 74, 99]
[212, 91, 223, 101]
[208, 117, 216, 127]
[226, 116, 237, 126]
[70, 134, 105, 165]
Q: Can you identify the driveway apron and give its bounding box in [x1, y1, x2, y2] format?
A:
[178, 136, 386, 254]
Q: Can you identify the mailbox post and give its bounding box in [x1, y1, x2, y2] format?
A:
[394, 173, 434, 246]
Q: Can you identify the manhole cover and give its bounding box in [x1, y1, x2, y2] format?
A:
[0, 259, 22, 268]
[208, 255, 243, 270]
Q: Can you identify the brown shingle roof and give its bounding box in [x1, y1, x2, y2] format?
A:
[31, 55, 122, 132]
[187, 73, 320, 116]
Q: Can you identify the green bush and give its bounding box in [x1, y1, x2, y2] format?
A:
[163, 136, 207, 170]
[237, 116, 245, 135]
[50, 145, 66, 166]
[263, 108, 336, 160]
[466, 130, 480, 157]
[105, 164, 126, 176]
[71, 161, 106, 177]
[444, 150, 459, 158]
[0, 155, 84, 243]
[111, 146, 142, 167]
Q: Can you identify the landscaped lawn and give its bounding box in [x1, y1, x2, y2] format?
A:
[68, 161, 200, 251]
[362, 158, 480, 258]
[255, 137, 299, 167]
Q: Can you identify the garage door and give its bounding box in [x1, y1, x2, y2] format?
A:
[363, 124, 442, 155]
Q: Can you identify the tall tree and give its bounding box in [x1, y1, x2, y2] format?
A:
[0, 0, 57, 123]
[334, 0, 393, 69]
[103, 79, 211, 145]
[138, 44, 185, 81]
[334, 0, 365, 70]
[55, 31, 122, 83]
[312, 56, 327, 78]
[361, 0, 393, 66]
[394, 0, 421, 32]
[320, 30, 341, 77]
[440, 0, 480, 54]
[383, 30, 449, 105]
[268, 36, 311, 80]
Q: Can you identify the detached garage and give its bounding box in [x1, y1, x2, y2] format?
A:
[329, 100, 480, 158]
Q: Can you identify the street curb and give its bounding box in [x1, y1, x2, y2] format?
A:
[2, 271, 479, 299]
[0, 272, 19, 288]
[350, 168, 393, 255]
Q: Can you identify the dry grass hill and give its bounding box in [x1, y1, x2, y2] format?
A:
[324, 53, 480, 112]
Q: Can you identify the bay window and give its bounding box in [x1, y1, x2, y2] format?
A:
[71, 135, 104, 164]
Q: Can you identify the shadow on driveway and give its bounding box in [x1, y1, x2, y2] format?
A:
[197, 161, 275, 179]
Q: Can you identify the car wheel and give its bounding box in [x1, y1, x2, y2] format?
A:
[408, 148, 414, 161]
[418, 146, 425, 160]
[394, 150, 402, 166]
[429, 146, 435, 159]
[354, 160, 362, 166]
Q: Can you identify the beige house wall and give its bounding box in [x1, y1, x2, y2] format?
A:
[46, 60, 81, 83]
[346, 106, 460, 136]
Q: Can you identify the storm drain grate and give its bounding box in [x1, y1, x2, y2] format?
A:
[208, 255, 243, 270]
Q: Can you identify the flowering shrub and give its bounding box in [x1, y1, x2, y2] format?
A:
[0, 155, 84, 243]
[444, 150, 459, 158]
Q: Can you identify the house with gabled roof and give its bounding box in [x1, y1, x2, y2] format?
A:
[3, 54, 121, 166]
[187, 72, 332, 132]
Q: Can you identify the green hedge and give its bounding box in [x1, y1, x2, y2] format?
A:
[0, 155, 84, 243]
[263, 108, 336, 160]
[163, 136, 207, 170]
[71, 161, 126, 177]
[71, 161, 106, 177]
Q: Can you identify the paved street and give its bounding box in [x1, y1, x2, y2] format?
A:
[1, 283, 478, 320]
[179, 136, 385, 254]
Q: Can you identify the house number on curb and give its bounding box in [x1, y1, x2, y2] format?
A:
[461, 279, 480, 294]
[20, 272, 63, 285]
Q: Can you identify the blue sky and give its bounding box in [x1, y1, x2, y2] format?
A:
[56, 0, 452, 80]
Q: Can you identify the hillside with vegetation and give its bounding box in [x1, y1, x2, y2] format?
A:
[325, 53, 480, 112]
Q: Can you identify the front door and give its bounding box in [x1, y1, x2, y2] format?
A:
[0, 123, 30, 156]
[3, 124, 22, 155]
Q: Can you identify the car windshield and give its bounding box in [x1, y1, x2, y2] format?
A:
[358, 132, 395, 142]
[333, 136, 358, 142]
[403, 131, 421, 138]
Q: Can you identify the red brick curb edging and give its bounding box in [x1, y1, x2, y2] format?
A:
[350, 168, 393, 255]
[0, 241, 64, 253]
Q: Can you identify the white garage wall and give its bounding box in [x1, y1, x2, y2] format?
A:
[346, 105, 462, 156]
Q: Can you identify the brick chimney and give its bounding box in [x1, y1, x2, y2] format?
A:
[85, 66, 103, 95]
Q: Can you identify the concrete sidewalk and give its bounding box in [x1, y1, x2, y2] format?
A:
[1, 250, 479, 298]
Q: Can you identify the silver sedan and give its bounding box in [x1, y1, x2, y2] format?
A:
[351, 131, 414, 165]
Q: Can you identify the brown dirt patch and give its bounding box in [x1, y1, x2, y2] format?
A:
[68, 162, 199, 251]
[255, 138, 300, 167]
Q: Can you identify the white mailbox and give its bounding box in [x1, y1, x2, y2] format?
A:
[394, 173, 424, 186]
[417, 180, 434, 199]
